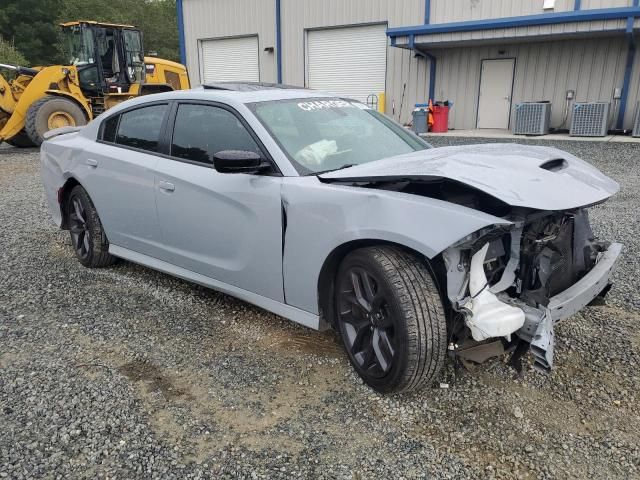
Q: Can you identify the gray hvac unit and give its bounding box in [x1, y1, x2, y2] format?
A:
[570, 102, 610, 137]
[513, 102, 551, 135]
[633, 102, 640, 138]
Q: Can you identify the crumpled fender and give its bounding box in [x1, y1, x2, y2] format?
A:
[281, 177, 510, 315]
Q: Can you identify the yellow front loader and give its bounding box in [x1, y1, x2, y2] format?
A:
[0, 21, 190, 147]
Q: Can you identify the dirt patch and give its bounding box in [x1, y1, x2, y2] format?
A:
[261, 329, 343, 357]
[119, 360, 190, 400]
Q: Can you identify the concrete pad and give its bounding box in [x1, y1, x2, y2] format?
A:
[421, 129, 640, 143]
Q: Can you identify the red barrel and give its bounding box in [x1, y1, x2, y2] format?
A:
[430, 105, 450, 133]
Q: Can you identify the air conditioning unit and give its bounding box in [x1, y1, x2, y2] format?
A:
[633, 102, 640, 138]
[513, 102, 551, 135]
[570, 102, 610, 137]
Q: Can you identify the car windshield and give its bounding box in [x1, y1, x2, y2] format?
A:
[249, 98, 430, 174]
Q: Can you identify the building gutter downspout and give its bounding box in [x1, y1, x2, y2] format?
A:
[276, 0, 283, 83]
[616, 0, 638, 130]
[176, 0, 186, 66]
[409, 34, 436, 101]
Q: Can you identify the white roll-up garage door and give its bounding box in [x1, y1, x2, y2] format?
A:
[199, 36, 259, 84]
[306, 24, 387, 103]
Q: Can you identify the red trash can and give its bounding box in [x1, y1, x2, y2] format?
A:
[430, 105, 450, 133]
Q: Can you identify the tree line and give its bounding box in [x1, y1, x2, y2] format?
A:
[0, 0, 179, 67]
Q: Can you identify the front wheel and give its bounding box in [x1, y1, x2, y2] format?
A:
[67, 186, 116, 268]
[335, 246, 447, 394]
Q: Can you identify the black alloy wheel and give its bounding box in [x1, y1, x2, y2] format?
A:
[66, 185, 116, 268]
[337, 267, 396, 377]
[69, 194, 91, 261]
[335, 246, 447, 393]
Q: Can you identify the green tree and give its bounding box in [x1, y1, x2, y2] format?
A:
[58, 0, 179, 62]
[0, 0, 63, 65]
[0, 36, 29, 66]
[0, 0, 179, 66]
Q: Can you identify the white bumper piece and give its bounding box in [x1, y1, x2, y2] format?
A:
[464, 243, 525, 341]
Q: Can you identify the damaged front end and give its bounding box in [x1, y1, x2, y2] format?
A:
[318, 143, 622, 372]
[443, 208, 622, 372]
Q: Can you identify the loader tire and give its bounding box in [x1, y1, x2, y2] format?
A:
[25, 95, 87, 146]
[6, 130, 36, 148]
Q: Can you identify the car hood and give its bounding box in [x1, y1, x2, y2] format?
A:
[318, 143, 619, 211]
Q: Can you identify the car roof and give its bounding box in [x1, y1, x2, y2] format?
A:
[202, 81, 303, 92]
[124, 83, 344, 107]
[89, 83, 355, 131]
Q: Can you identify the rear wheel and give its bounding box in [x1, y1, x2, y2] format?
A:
[335, 246, 447, 394]
[25, 95, 87, 146]
[67, 186, 116, 268]
[6, 130, 36, 148]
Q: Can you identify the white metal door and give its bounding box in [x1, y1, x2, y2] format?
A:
[306, 24, 387, 103]
[199, 36, 259, 84]
[477, 58, 515, 129]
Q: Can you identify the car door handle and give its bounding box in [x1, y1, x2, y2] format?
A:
[86, 159, 98, 168]
[158, 180, 175, 192]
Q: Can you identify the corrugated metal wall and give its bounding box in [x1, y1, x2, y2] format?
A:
[626, 46, 640, 128]
[431, 0, 570, 23]
[279, 0, 428, 123]
[181, 0, 637, 129]
[433, 36, 629, 130]
[430, 0, 633, 23]
[581, 0, 633, 9]
[182, 0, 430, 123]
[181, 0, 276, 86]
[413, 18, 628, 45]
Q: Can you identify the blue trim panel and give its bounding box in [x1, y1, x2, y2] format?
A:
[427, 53, 436, 100]
[176, 0, 186, 65]
[409, 35, 436, 100]
[386, 7, 640, 37]
[574, 0, 581, 11]
[616, 41, 635, 129]
[424, 0, 431, 24]
[616, 3, 638, 130]
[276, 0, 282, 83]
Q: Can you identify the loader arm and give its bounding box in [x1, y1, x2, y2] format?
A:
[0, 66, 91, 143]
[0, 74, 16, 117]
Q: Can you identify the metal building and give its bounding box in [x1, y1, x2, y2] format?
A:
[177, 0, 640, 131]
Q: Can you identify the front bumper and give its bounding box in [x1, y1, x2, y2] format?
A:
[524, 242, 622, 372]
[548, 242, 623, 323]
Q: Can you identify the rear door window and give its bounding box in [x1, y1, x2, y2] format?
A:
[170, 104, 262, 165]
[115, 104, 168, 152]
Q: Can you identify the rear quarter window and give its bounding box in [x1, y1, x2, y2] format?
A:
[101, 115, 119, 143]
[114, 104, 168, 152]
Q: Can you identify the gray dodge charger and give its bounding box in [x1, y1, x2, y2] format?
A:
[40, 83, 622, 393]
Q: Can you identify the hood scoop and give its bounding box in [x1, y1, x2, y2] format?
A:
[539, 158, 568, 172]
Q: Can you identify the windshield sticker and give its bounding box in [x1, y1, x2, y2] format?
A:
[297, 100, 353, 111]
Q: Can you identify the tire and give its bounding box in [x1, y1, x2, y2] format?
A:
[6, 130, 36, 148]
[25, 95, 87, 146]
[335, 246, 447, 394]
[67, 185, 116, 268]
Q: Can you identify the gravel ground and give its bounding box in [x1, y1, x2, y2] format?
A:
[1, 138, 639, 479]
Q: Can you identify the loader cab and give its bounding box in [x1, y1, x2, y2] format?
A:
[61, 21, 145, 96]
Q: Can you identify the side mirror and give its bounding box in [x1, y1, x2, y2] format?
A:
[213, 150, 266, 174]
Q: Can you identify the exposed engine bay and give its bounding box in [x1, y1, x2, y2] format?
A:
[441, 206, 616, 372]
